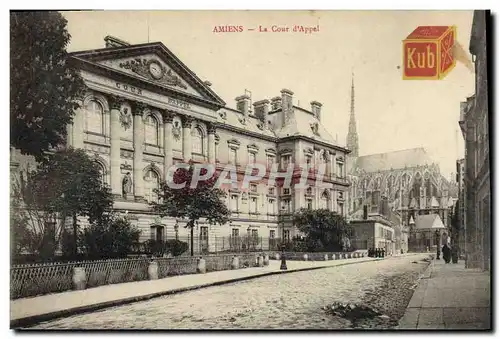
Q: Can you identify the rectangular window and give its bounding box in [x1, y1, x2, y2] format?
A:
[282, 198, 291, 212]
[251, 229, 258, 238]
[281, 154, 291, 170]
[284, 230, 290, 241]
[338, 202, 344, 216]
[267, 155, 274, 168]
[283, 188, 290, 195]
[337, 162, 344, 177]
[232, 228, 239, 237]
[249, 152, 257, 164]
[307, 199, 313, 210]
[250, 197, 258, 213]
[250, 183, 258, 193]
[306, 155, 312, 169]
[268, 198, 275, 214]
[200, 226, 209, 240]
[268, 187, 275, 195]
[231, 194, 239, 211]
[229, 148, 237, 165]
[269, 230, 276, 239]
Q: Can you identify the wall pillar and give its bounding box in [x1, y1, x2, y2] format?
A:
[164, 110, 174, 175]
[72, 105, 85, 149]
[182, 116, 193, 161]
[133, 102, 146, 201]
[109, 96, 123, 197]
[207, 123, 216, 164]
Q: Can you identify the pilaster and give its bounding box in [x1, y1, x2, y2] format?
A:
[109, 95, 124, 197]
[133, 102, 146, 201]
[164, 110, 174, 174]
[182, 115, 194, 161]
[207, 123, 216, 164]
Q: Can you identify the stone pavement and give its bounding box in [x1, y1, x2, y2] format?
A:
[397, 259, 491, 330]
[11, 256, 377, 328]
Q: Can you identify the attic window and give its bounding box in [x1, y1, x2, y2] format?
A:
[310, 123, 319, 135]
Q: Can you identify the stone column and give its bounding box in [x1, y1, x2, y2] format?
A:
[182, 116, 194, 161]
[164, 110, 174, 174]
[207, 123, 216, 164]
[109, 95, 123, 197]
[133, 102, 146, 201]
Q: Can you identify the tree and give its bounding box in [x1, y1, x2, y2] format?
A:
[10, 11, 85, 161]
[80, 215, 141, 259]
[152, 163, 231, 256]
[293, 208, 352, 252]
[12, 148, 114, 258]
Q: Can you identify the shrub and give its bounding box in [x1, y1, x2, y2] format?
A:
[166, 239, 188, 257]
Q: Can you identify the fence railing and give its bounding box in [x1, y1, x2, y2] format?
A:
[10, 253, 268, 300]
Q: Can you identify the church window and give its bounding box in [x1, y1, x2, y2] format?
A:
[145, 115, 159, 145]
[144, 169, 160, 203]
[85, 100, 105, 135]
[192, 127, 204, 154]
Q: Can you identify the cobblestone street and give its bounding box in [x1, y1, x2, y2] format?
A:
[32, 254, 430, 330]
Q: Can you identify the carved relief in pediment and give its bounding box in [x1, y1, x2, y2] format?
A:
[119, 58, 188, 90]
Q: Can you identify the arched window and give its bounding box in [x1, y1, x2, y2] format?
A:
[144, 169, 160, 203]
[145, 115, 159, 145]
[95, 162, 106, 186]
[86, 100, 104, 134]
[192, 127, 204, 154]
[320, 191, 330, 210]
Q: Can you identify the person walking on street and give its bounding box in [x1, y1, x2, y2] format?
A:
[442, 243, 451, 263]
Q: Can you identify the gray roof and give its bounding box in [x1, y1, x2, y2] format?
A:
[356, 147, 435, 173]
[274, 107, 342, 147]
[414, 214, 445, 230]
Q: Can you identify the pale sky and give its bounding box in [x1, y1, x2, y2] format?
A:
[62, 10, 475, 178]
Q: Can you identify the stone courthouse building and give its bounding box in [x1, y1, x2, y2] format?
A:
[11, 36, 351, 253]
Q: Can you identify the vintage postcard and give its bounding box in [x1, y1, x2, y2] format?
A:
[10, 10, 491, 330]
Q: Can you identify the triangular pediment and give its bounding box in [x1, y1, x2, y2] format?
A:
[70, 42, 226, 108]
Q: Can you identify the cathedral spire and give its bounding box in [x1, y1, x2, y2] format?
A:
[346, 72, 359, 158]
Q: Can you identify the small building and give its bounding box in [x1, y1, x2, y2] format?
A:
[408, 214, 447, 252]
[350, 214, 395, 255]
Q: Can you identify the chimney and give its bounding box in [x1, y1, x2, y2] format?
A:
[363, 205, 368, 220]
[253, 99, 270, 121]
[280, 88, 294, 127]
[270, 96, 282, 111]
[235, 94, 251, 117]
[104, 35, 130, 48]
[311, 101, 322, 121]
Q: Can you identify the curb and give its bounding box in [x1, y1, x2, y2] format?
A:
[12, 258, 376, 329]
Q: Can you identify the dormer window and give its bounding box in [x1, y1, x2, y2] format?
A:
[310, 122, 319, 135]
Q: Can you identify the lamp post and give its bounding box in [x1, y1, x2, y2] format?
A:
[280, 223, 287, 270]
[174, 220, 179, 241]
[435, 229, 441, 259]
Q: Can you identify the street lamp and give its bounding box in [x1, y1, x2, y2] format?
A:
[174, 220, 179, 241]
[435, 229, 441, 259]
[280, 224, 287, 270]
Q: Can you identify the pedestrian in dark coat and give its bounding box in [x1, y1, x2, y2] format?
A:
[442, 244, 451, 263]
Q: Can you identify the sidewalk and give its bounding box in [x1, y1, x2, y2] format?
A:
[11, 256, 376, 328]
[397, 259, 491, 330]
